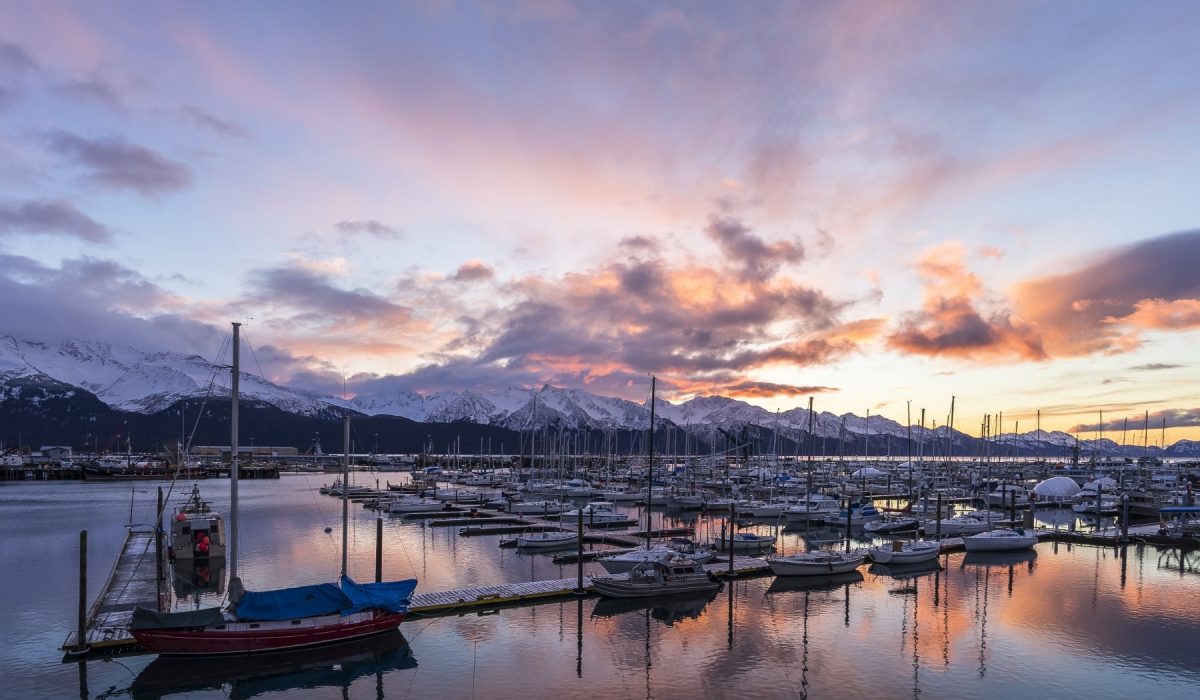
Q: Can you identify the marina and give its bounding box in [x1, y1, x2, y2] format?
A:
[4, 466, 1195, 699]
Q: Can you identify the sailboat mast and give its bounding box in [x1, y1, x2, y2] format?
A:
[342, 414, 350, 579]
[646, 376, 656, 549]
[230, 321, 241, 583]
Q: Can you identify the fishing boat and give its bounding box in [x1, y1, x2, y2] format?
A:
[769, 549, 865, 576]
[866, 540, 940, 564]
[130, 322, 418, 656]
[591, 559, 720, 598]
[782, 495, 840, 524]
[169, 484, 226, 561]
[962, 528, 1038, 552]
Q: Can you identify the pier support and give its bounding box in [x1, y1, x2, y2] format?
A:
[575, 507, 585, 594]
[936, 493, 943, 538]
[74, 530, 87, 654]
[375, 514, 383, 583]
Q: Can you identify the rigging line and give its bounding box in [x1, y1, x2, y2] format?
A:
[239, 328, 271, 386]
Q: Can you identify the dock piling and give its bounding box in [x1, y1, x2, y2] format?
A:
[74, 530, 87, 654]
[575, 507, 585, 594]
[375, 514, 383, 583]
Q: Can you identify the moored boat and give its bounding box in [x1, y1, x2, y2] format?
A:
[866, 540, 940, 564]
[769, 550, 866, 576]
[962, 528, 1038, 552]
[591, 559, 720, 598]
[516, 530, 580, 549]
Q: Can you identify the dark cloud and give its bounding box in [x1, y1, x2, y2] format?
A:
[0, 42, 36, 73]
[888, 242, 1046, 360]
[1013, 229, 1200, 355]
[334, 219, 401, 240]
[58, 76, 123, 108]
[0, 199, 113, 242]
[247, 265, 413, 326]
[1071, 407, 1200, 433]
[45, 130, 193, 195]
[708, 381, 837, 399]
[705, 215, 804, 280]
[453, 260, 495, 282]
[0, 253, 217, 354]
[618, 235, 661, 254]
[1130, 363, 1183, 371]
[180, 105, 249, 139]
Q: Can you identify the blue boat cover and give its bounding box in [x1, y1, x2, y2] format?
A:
[340, 576, 418, 614]
[235, 583, 351, 621]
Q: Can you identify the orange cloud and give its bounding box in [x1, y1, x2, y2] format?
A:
[888, 242, 1046, 361]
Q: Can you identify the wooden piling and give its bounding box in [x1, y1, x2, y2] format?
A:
[75, 530, 87, 653]
[575, 507, 585, 594]
[375, 515, 383, 583]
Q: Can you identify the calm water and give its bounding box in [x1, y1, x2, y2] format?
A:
[2, 475, 1198, 699]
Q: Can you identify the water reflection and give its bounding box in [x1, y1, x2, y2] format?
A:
[868, 560, 942, 581]
[129, 630, 416, 699]
[766, 570, 864, 594]
[592, 589, 719, 625]
[171, 557, 225, 602]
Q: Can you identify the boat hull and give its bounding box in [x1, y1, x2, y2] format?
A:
[962, 534, 1038, 552]
[591, 578, 719, 598]
[868, 543, 940, 564]
[131, 612, 406, 656]
[769, 554, 865, 576]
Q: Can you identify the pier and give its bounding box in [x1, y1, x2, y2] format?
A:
[60, 528, 163, 655]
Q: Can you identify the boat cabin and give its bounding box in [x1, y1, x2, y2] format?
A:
[170, 485, 227, 560]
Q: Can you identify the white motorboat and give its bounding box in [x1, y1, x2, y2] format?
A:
[747, 497, 799, 518]
[930, 514, 992, 536]
[962, 528, 1038, 552]
[667, 493, 705, 509]
[385, 496, 445, 514]
[985, 484, 1030, 508]
[782, 496, 840, 524]
[591, 559, 720, 598]
[561, 501, 627, 523]
[597, 539, 716, 574]
[717, 532, 778, 551]
[1071, 496, 1120, 515]
[769, 550, 866, 576]
[867, 540, 940, 564]
[593, 489, 642, 503]
[517, 531, 580, 549]
[863, 516, 920, 534]
[508, 499, 571, 515]
[563, 478, 595, 498]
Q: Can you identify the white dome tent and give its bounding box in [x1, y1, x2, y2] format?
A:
[1032, 476, 1081, 504]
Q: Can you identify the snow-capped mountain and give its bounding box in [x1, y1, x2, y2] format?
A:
[0, 335, 1194, 455]
[0, 336, 334, 416]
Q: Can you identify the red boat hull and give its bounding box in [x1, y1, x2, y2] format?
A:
[131, 612, 406, 655]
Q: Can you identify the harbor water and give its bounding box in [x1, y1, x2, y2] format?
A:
[3, 475, 1199, 698]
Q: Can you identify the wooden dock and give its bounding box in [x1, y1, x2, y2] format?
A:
[61, 528, 163, 654]
[407, 556, 771, 616]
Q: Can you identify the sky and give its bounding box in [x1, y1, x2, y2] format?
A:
[1, 1, 1199, 442]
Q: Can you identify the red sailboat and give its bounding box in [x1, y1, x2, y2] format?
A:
[131, 322, 417, 655]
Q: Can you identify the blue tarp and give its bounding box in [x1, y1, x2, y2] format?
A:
[340, 576, 417, 614]
[235, 583, 351, 621]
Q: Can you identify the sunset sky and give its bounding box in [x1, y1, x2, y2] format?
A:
[1, 1, 1198, 441]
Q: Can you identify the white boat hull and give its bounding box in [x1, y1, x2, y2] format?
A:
[769, 552, 865, 576]
[962, 531, 1038, 552]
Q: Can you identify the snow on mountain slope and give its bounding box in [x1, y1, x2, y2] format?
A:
[0, 336, 333, 416]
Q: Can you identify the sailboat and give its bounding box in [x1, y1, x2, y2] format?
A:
[592, 377, 720, 598]
[130, 322, 418, 655]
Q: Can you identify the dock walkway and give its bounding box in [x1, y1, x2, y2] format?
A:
[61, 528, 162, 653]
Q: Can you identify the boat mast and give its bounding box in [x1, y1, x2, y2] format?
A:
[342, 414, 350, 579]
[230, 321, 241, 585]
[646, 376, 656, 549]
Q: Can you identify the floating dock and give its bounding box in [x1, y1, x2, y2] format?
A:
[60, 528, 163, 655]
[407, 556, 771, 616]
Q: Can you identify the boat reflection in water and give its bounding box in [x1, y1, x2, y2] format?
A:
[765, 570, 864, 595]
[171, 557, 225, 600]
[962, 549, 1039, 568]
[591, 589, 719, 626]
[868, 560, 942, 581]
[130, 629, 416, 700]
